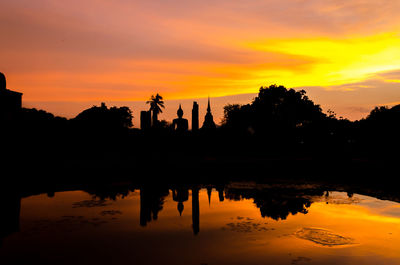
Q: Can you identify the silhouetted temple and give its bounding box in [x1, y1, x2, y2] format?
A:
[0, 72, 22, 121]
[201, 97, 216, 130]
[172, 104, 188, 132]
[140, 110, 151, 130]
[192, 101, 199, 131]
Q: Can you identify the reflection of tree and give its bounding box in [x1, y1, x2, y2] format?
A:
[255, 195, 311, 220]
[225, 188, 324, 221]
[140, 187, 169, 227]
[85, 184, 136, 200]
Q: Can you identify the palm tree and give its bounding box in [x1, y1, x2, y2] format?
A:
[146, 93, 165, 127]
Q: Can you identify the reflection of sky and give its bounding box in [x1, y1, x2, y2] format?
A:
[312, 191, 400, 219]
[356, 194, 400, 218]
[1, 189, 400, 264]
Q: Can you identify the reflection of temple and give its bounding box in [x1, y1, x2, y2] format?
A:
[139, 187, 170, 227]
[0, 72, 23, 121]
[172, 188, 189, 216]
[172, 187, 201, 235]
[216, 185, 225, 202]
[172, 105, 189, 132]
[137, 184, 327, 234]
[138, 186, 201, 235]
[201, 97, 216, 130]
[192, 188, 200, 235]
[192, 102, 199, 131]
[207, 186, 212, 205]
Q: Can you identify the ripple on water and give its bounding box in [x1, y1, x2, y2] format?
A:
[295, 228, 355, 247]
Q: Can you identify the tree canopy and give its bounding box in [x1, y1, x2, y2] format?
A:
[74, 103, 133, 130]
[222, 85, 326, 135]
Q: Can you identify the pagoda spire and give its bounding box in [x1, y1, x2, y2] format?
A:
[201, 96, 216, 130]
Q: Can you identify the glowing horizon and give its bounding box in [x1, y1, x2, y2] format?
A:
[1, 0, 400, 121]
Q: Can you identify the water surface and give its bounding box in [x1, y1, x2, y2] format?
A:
[1, 184, 400, 265]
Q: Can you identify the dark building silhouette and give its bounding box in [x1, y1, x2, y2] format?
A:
[192, 101, 199, 131]
[201, 97, 216, 130]
[172, 104, 189, 132]
[140, 110, 151, 130]
[192, 187, 200, 235]
[172, 188, 189, 216]
[0, 72, 22, 121]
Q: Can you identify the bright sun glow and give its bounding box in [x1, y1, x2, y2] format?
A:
[245, 32, 400, 88]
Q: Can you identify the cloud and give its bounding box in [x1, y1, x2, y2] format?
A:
[24, 69, 400, 124]
[300, 69, 400, 120]
[1, 0, 400, 121]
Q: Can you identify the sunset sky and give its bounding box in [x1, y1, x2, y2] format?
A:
[1, 0, 400, 125]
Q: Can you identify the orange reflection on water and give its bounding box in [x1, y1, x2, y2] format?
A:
[1, 189, 400, 265]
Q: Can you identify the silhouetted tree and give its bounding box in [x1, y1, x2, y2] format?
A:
[222, 85, 328, 144]
[12, 108, 68, 137]
[159, 119, 171, 129]
[357, 104, 400, 150]
[73, 102, 133, 130]
[222, 103, 253, 134]
[252, 85, 325, 132]
[146, 94, 165, 127]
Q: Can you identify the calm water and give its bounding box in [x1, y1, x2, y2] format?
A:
[1, 183, 400, 265]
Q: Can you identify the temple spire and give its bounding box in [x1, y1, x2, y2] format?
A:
[201, 97, 216, 130]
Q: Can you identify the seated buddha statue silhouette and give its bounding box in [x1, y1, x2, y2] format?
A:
[172, 104, 189, 132]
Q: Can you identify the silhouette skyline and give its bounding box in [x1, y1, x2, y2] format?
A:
[1, 71, 399, 186]
[1, 67, 396, 126]
[3, 0, 400, 123]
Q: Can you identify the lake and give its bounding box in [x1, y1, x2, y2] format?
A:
[1, 182, 400, 265]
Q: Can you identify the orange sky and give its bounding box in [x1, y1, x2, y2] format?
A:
[1, 0, 400, 124]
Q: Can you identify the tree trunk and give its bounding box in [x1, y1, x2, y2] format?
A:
[152, 111, 158, 127]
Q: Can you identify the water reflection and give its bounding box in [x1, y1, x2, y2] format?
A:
[0, 192, 20, 247]
[1, 183, 400, 264]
